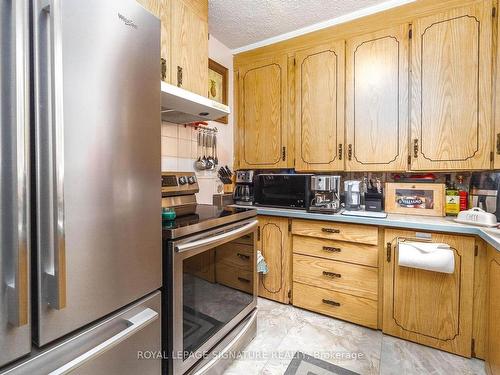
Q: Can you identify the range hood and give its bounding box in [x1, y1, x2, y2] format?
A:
[160, 81, 230, 124]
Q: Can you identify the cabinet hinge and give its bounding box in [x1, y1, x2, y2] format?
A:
[475, 245, 479, 257]
[288, 290, 292, 300]
[386, 242, 392, 263]
[257, 226, 261, 241]
[407, 155, 411, 165]
[177, 66, 183, 87]
[408, 27, 412, 39]
[338, 144, 343, 160]
[491, 151, 495, 162]
[288, 219, 292, 233]
[413, 139, 419, 158]
[347, 144, 353, 161]
[493, 7, 496, 17]
[471, 339, 476, 357]
[282, 147, 286, 161]
[496, 133, 500, 154]
[293, 58, 296, 66]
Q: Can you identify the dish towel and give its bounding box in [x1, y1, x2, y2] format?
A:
[398, 242, 455, 274]
[257, 250, 269, 274]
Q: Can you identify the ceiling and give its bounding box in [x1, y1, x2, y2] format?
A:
[208, 0, 410, 53]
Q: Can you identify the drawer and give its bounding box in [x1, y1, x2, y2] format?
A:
[292, 219, 378, 245]
[293, 235, 378, 267]
[216, 243, 254, 269]
[293, 254, 378, 300]
[215, 264, 253, 293]
[293, 283, 378, 329]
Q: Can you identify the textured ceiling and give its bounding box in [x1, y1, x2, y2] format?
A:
[209, 0, 391, 51]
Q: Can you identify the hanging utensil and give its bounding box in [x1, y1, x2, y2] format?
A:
[201, 130, 209, 168]
[194, 129, 206, 170]
[213, 131, 219, 166]
[206, 131, 215, 169]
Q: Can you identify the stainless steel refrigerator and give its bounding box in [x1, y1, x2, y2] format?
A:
[1, 0, 162, 373]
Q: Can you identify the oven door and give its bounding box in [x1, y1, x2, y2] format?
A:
[169, 218, 258, 374]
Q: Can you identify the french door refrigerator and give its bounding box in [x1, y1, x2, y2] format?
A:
[1, 0, 162, 373]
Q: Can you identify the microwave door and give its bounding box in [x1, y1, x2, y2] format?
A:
[0, 0, 31, 367]
[32, 0, 161, 346]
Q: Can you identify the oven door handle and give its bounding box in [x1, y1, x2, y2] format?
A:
[175, 220, 258, 253]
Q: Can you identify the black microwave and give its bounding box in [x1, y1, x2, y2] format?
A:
[254, 174, 312, 209]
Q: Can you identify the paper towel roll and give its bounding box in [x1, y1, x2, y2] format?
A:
[398, 242, 455, 274]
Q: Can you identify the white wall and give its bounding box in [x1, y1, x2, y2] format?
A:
[160, 35, 234, 204]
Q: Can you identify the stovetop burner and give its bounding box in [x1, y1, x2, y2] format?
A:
[162, 204, 256, 239]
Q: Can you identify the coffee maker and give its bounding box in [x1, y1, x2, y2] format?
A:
[233, 170, 255, 205]
[344, 180, 362, 211]
[308, 175, 341, 214]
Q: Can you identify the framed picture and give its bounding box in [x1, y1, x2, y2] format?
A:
[208, 58, 228, 124]
[385, 183, 445, 217]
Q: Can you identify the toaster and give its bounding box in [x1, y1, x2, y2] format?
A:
[454, 207, 498, 227]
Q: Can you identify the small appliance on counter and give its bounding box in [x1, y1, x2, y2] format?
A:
[469, 172, 499, 220]
[233, 170, 255, 205]
[308, 175, 341, 214]
[365, 177, 384, 212]
[344, 180, 362, 211]
[254, 173, 313, 209]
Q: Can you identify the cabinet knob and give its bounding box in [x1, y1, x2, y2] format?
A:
[323, 246, 341, 253]
[177, 66, 183, 87]
[413, 139, 419, 158]
[321, 227, 340, 234]
[322, 271, 341, 279]
[322, 299, 341, 307]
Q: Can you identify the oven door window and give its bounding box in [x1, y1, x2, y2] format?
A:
[182, 234, 254, 357]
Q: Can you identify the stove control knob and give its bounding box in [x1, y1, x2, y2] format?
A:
[178, 176, 187, 185]
[188, 176, 196, 185]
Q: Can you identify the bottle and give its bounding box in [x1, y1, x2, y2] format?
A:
[455, 175, 469, 211]
[445, 179, 460, 216]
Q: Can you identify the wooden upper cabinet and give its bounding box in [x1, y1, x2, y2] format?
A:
[410, 1, 492, 171]
[294, 42, 345, 171]
[257, 216, 291, 304]
[171, 0, 208, 96]
[383, 229, 474, 357]
[136, 0, 171, 81]
[346, 25, 409, 171]
[237, 55, 289, 169]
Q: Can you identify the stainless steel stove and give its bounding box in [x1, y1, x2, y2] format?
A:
[161, 172, 258, 375]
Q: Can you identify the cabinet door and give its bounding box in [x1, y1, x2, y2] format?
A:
[410, 2, 492, 170]
[171, 0, 208, 96]
[383, 229, 474, 356]
[487, 245, 500, 374]
[136, 0, 171, 83]
[346, 25, 409, 171]
[294, 41, 345, 171]
[257, 216, 291, 303]
[238, 56, 289, 169]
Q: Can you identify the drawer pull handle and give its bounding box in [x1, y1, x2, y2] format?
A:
[238, 277, 251, 283]
[322, 299, 341, 307]
[322, 271, 341, 279]
[321, 228, 340, 234]
[323, 246, 341, 253]
[237, 253, 250, 260]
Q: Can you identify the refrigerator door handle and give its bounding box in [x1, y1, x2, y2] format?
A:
[48, 307, 159, 375]
[5, 0, 30, 328]
[38, 0, 67, 310]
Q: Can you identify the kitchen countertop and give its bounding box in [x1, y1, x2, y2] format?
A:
[230, 204, 500, 251]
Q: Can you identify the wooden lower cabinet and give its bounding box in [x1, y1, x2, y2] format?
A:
[293, 283, 378, 329]
[487, 245, 500, 374]
[383, 229, 475, 357]
[257, 216, 292, 304]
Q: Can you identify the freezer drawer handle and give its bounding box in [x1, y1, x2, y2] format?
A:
[175, 220, 258, 253]
[49, 307, 159, 375]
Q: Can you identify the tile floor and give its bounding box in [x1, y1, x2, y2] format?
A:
[224, 298, 485, 375]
